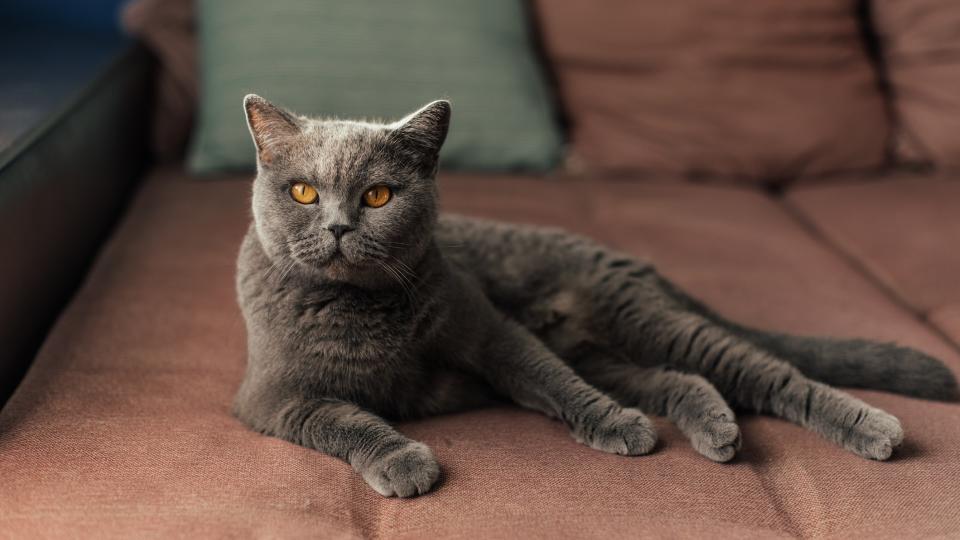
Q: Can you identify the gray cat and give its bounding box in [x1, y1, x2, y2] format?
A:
[234, 95, 959, 498]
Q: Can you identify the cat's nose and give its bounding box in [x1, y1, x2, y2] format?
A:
[327, 224, 354, 240]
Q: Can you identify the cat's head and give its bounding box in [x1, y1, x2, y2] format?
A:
[244, 95, 450, 286]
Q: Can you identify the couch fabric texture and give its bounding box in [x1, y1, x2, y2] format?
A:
[1, 168, 959, 538]
[187, 0, 563, 173]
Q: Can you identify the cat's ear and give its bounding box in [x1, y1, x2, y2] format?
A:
[391, 100, 451, 161]
[243, 94, 302, 166]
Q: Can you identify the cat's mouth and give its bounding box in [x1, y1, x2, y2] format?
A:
[292, 238, 355, 265]
[307, 248, 353, 268]
[327, 249, 348, 263]
[287, 238, 391, 285]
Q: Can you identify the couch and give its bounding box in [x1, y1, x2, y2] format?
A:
[2, 1, 959, 538]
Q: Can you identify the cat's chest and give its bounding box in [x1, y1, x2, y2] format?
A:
[276, 286, 423, 361]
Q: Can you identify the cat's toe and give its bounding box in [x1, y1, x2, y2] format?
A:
[863, 409, 904, 447]
[576, 407, 657, 456]
[690, 417, 741, 463]
[360, 442, 441, 497]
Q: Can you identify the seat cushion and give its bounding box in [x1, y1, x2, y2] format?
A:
[873, 0, 960, 169]
[2, 167, 959, 538]
[787, 173, 960, 344]
[532, 0, 889, 184]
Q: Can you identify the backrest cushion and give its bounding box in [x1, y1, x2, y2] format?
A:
[533, 0, 891, 184]
[188, 0, 563, 173]
[122, 0, 196, 161]
[874, 0, 960, 170]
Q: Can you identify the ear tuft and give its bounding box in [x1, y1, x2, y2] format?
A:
[243, 94, 301, 166]
[393, 100, 451, 159]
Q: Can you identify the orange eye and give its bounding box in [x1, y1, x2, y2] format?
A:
[363, 185, 392, 208]
[290, 182, 318, 204]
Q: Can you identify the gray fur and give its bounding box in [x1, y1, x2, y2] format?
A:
[234, 96, 960, 497]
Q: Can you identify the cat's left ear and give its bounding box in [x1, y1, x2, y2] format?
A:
[391, 100, 451, 162]
[244, 94, 303, 166]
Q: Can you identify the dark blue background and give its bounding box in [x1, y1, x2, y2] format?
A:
[1, 0, 127, 32]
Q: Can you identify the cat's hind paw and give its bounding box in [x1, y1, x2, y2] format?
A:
[360, 442, 441, 497]
[689, 414, 742, 463]
[574, 406, 658, 456]
[836, 407, 904, 461]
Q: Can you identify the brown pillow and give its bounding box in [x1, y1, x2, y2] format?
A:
[874, 0, 960, 170]
[533, 0, 891, 183]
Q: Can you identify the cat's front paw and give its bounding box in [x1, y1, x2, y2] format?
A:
[360, 442, 440, 497]
[574, 406, 657, 456]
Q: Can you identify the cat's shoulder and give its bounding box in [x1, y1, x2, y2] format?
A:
[235, 224, 284, 309]
[236, 224, 271, 282]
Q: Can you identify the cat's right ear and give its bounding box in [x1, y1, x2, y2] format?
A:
[243, 94, 302, 166]
[391, 100, 451, 163]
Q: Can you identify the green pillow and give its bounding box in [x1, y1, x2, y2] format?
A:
[189, 0, 563, 173]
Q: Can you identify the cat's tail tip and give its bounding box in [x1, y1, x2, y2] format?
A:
[891, 349, 960, 402]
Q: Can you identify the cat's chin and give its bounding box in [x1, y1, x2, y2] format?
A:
[314, 256, 389, 288]
[320, 258, 361, 280]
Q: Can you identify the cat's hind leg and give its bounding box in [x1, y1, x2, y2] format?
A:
[655, 277, 960, 402]
[583, 265, 906, 460]
[652, 311, 904, 460]
[580, 361, 741, 462]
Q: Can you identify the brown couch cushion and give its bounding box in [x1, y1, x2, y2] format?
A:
[1, 168, 959, 537]
[534, 0, 890, 184]
[787, 174, 960, 343]
[873, 0, 960, 169]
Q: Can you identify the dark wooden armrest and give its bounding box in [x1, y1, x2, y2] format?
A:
[0, 29, 154, 405]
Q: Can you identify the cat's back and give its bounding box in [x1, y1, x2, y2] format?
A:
[435, 214, 596, 260]
[435, 214, 601, 288]
[437, 214, 555, 264]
